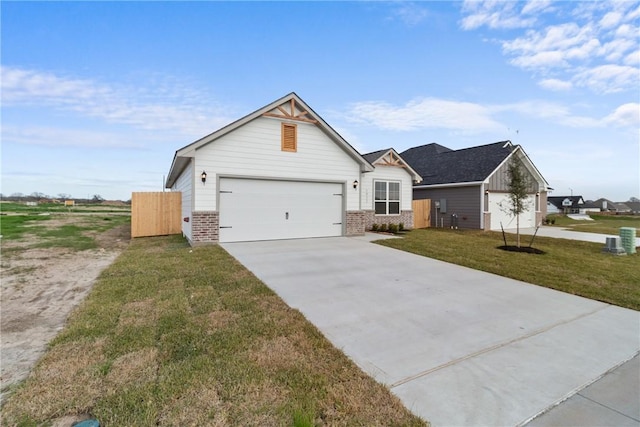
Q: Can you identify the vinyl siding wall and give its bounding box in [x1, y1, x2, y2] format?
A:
[172, 159, 193, 241]
[414, 185, 482, 229]
[193, 116, 362, 212]
[488, 154, 542, 193]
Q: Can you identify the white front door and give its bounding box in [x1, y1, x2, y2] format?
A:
[219, 178, 344, 243]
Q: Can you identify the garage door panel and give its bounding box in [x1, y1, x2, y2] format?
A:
[219, 178, 343, 243]
[489, 194, 535, 230]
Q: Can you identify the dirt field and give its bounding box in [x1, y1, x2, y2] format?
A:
[0, 218, 130, 404]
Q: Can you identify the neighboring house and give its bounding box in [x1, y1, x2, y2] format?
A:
[582, 198, 621, 213]
[361, 148, 422, 229]
[165, 93, 419, 245]
[619, 201, 640, 213]
[401, 141, 548, 230]
[547, 196, 586, 214]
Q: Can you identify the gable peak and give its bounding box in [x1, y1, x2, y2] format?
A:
[262, 96, 318, 124]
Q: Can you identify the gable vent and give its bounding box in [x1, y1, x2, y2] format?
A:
[282, 123, 297, 152]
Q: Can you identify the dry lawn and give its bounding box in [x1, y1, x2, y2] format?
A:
[2, 235, 426, 426]
[1, 216, 130, 405]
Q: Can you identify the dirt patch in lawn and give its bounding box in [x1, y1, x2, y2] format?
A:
[0, 218, 130, 403]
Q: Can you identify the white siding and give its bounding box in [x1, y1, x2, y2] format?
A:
[193, 117, 362, 211]
[173, 160, 193, 241]
[361, 166, 414, 211]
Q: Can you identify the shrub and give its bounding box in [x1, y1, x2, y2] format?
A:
[388, 223, 399, 234]
[371, 223, 379, 231]
[398, 223, 405, 231]
[379, 223, 388, 232]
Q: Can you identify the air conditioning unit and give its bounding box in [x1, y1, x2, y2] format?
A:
[602, 237, 626, 255]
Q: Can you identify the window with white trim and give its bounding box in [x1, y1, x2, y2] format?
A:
[374, 181, 400, 215]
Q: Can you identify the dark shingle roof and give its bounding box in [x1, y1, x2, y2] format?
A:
[400, 141, 514, 185]
[547, 196, 584, 209]
[362, 148, 391, 164]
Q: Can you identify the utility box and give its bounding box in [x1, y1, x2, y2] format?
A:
[619, 227, 637, 255]
[439, 199, 447, 214]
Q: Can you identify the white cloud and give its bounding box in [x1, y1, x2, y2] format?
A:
[1, 125, 149, 149]
[502, 23, 599, 68]
[1, 66, 232, 137]
[603, 103, 640, 127]
[599, 11, 623, 29]
[521, 0, 554, 16]
[460, 1, 536, 30]
[510, 50, 568, 69]
[344, 96, 638, 135]
[538, 78, 573, 91]
[345, 98, 503, 133]
[624, 49, 640, 66]
[461, 1, 640, 94]
[599, 38, 637, 62]
[573, 64, 640, 94]
[389, 2, 430, 27]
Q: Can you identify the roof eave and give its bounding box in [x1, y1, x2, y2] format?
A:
[413, 181, 484, 189]
[166, 92, 373, 179]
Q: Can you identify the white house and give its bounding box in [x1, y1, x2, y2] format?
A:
[165, 93, 420, 245]
[361, 148, 421, 229]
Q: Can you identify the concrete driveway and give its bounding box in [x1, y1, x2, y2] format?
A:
[222, 237, 640, 426]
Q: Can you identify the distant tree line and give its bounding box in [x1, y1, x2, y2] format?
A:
[0, 193, 131, 204]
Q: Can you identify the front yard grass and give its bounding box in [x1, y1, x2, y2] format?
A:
[1, 235, 426, 426]
[377, 228, 640, 311]
[546, 214, 640, 235]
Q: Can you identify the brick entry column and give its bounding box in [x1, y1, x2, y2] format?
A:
[191, 211, 219, 245]
[345, 210, 365, 236]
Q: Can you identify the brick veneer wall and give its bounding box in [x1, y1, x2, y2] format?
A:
[364, 210, 414, 230]
[345, 210, 365, 236]
[191, 211, 219, 245]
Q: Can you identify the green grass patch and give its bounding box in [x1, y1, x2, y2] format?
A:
[377, 228, 640, 311]
[34, 224, 97, 250]
[1, 235, 425, 426]
[0, 215, 51, 239]
[1, 214, 130, 251]
[547, 214, 639, 235]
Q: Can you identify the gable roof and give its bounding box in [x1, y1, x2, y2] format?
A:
[165, 92, 374, 188]
[582, 197, 620, 211]
[401, 141, 516, 185]
[620, 201, 640, 212]
[362, 148, 422, 182]
[362, 148, 389, 164]
[547, 196, 585, 209]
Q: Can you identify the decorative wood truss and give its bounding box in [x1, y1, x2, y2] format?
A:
[262, 99, 318, 124]
[375, 151, 408, 168]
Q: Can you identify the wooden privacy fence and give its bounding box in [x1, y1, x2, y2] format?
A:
[412, 199, 431, 229]
[131, 192, 182, 238]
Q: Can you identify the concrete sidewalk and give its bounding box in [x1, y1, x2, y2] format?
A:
[222, 237, 639, 426]
[527, 354, 639, 426]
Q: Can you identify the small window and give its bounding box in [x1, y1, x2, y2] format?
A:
[281, 123, 297, 152]
[374, 180, 401, 215]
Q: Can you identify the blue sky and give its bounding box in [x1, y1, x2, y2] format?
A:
[2, 1, 639, 202]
